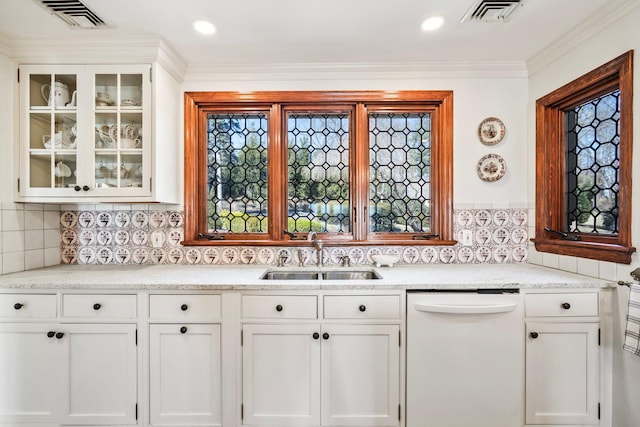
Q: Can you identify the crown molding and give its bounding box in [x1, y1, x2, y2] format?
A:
[526, 0, 640, 76]
[7, 35, 186, 81]
[184, 60, 528, 82]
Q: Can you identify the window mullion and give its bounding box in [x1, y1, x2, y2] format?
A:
[268, 103, 285, 240]
[353, 103, 369, 241]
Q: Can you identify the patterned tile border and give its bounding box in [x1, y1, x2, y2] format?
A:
[59, 209, 528, 265]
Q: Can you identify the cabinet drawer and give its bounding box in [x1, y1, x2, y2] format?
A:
[525, 293, 598, 317]
[0, 294, 57, 318]
[324, 295, 400, 319]
[149, 294, 221, 319]
[62, 294, 137, 318]
[242, 295, 317, 319]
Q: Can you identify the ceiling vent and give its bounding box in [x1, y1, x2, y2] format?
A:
[33, 0, 114, 29]
[461, 0, 525, 23]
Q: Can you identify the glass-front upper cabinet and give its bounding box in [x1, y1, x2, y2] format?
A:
[18, 65, 151, 201]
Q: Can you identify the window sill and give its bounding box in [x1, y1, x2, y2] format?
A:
[532, 238, 636, 264]
[182, 239, 458, 247]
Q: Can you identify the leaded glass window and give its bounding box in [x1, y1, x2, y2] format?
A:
[287, 113, 350, 233]
[566, 90, 620, 235]
[369, 112, 431, 233]
[206, 113, 268, 233]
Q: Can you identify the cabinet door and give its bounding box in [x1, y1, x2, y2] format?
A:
[320, 324, 400, 426]
[19, 65, 86, 198]
[242, 324, 320, 425]
[149, 324, 222, 426]
[0, 323, 64, 424]
[59, 323, 137, 425]
[90, 66, 152, 198]
[526, 322, 599, 425]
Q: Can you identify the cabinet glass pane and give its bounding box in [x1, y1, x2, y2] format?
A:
[95, 113, 118, 149]
[120, 112, 143, 149]
[30, 74, 77, 108]
[54, 153, 77, 188]
[95, 74, 117, 108]
[120, 74, 143, 108]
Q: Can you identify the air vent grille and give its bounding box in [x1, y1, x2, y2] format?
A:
[33, 0, 114, 29]
[461, 0, 525, 23]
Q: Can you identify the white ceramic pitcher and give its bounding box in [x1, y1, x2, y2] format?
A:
[41, 81, 72, 107]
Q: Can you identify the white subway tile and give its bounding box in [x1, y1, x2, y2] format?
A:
[454, 203, 475, 209]
[44, 247, 60, 266]
[43, 204, 61, 212]
[527, 246, 544, 266]
[492, 202, 511, 209]
[598, 261, 617, 281]
[95, 204, 114, 211]
[76, 204, 96, 211]
[112, 204, 132, 211]
[2, 209, 24, 231]
[25, 230, 44, 251]
[2, 231, 25, 253]
[557, 255, 578, 273]
[510, 202, 528, 209]
[542, 252, 559, 269]
[2, 251, 25, 274]
[60, 204, 78, 211]
[24, 249, 44, 270]
[24, 210, 44, 230]
[24, 203, 44, 211]
[577, 258, 599, 278]
[43, 229, 60, 248]
[43, 210, 60, 229]
[0, 254, 2, 273]
[1, 202, 24, 210]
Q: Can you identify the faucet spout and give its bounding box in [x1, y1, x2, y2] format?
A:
[307, 231, 324, 267]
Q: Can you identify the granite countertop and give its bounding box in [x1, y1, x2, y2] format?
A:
[0, 263, 612, 290]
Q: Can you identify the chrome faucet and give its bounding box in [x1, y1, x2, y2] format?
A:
[307, 231, 324, 267]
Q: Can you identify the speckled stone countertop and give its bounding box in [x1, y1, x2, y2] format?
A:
[0, 263, 612, 291]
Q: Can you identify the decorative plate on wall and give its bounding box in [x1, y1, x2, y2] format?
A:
[478, 117, 506, 145]
[477, 153, 506, 182]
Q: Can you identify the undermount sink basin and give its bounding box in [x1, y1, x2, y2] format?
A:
[322, 270, 381, 280]
[260, 270, 381, 281]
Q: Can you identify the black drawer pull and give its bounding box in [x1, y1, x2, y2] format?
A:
[313, 332, 320, 339]
[530, 332, 539, 339]
[181, 304, 189, 311]
[55, 332, 65, 339]
[74, 185, 81, 192]
[180, 326, 188, 334]
[14, 303, 24, 310]
[275, 304, 283, 312]
[323, 332, 330, 340]
[359, 304, 366, 312]
[93, 303, 102, 310]
[561, 302, 571, 310]
[47, 331, 56, 338]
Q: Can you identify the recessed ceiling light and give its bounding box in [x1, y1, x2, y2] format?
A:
[421, 15, 445, 31]
[193, 19, 216, 35]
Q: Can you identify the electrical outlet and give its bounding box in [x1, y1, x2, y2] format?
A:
[459, 229, 473, 246]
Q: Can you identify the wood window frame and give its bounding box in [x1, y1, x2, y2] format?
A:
[533, 51, 635, 264]
[183, 90, 454, 246]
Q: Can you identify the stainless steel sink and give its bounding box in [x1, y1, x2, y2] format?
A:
[260, 271, 321, 280]
[322, 270, 381, 280]
[260, 270, 380, 280]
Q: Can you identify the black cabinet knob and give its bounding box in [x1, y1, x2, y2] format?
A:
[561, 302, 571, 310]
[359, 305, 366, 312]
[530, 332, 539, 339]
[47, 331, 56, 338]
[181, 304, 189, 311]
[55, 332, 64, 339]
[13, 303, 24, 310]
[74, 185, 81, 192]
[93, 303, 102, 310]
[82, 185, 90, 192]
[313, 332, 320, 339]
[276, 304, 283, 312]
[322, 332, 330, 340]
[180, 326, 188, 334]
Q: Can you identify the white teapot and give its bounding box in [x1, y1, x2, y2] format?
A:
[41, 81, 76, 107]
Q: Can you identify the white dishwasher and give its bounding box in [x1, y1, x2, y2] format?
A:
[406, 289, 524, 427]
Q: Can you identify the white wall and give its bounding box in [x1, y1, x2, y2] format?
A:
[182, 72, 529, 209]
[526, 6, 640, 425]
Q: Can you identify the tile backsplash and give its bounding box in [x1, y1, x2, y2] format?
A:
[59, 207, 528, 266]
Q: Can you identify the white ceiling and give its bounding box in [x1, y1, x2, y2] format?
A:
[0, 0, 614, 67]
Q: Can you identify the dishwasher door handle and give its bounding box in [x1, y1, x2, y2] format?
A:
[413, 302, 518, 314]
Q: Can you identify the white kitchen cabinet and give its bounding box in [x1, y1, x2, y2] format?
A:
[241, 293, 401, 427]
[320, 324, 400, 426]
[525, 292, 601, 426]
[0, 323, 65, 424]
[0, 323, 137, 426]
[60, 323, 138, 425]
[17, 63, 179, 203]
[149, 323, 222, 426]
[242, 323, 321, 426]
